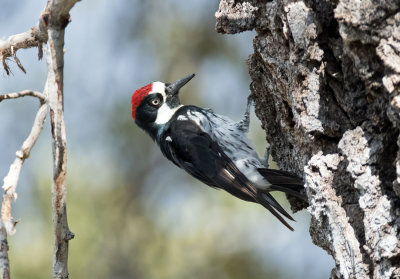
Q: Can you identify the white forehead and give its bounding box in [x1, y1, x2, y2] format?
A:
[149, 82, 166, 99]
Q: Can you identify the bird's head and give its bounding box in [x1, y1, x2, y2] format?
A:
[131, 73, 195, 137]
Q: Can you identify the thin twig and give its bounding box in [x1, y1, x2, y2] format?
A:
[0, 94, 48, 235]
[13, 54, 26, 74]
[0, 89, 48, 279]
[0, 90, 46, 103]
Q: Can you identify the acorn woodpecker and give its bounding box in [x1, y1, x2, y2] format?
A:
[131, 73, 305, 231]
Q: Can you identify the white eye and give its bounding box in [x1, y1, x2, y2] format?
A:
[151, 99, 160, 106]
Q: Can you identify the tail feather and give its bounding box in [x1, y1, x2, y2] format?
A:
[258, 168, 307, 201]
[260, 192, 295, 221]
[256, 193, 294, 231]
[268, 185, 306, 200]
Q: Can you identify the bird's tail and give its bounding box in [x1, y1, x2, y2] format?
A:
[254, 168, 307, 231]
[257, 168, 307, 201]
[255, 191, 296, 231]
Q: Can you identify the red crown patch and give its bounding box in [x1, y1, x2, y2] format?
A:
[131, 83, 153, 120]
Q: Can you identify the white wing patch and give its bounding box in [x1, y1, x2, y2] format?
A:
[177, 115, 188, 121]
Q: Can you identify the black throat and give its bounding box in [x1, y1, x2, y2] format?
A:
[135, 119, 161, 141]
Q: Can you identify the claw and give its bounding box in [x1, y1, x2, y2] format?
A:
[236, 95, 254, 132]
[262, 143, 270, 168]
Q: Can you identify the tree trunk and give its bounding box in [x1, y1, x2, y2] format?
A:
[216, 1, 400, 278]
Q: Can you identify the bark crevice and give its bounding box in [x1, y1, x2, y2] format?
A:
[216, 0, 400, 278]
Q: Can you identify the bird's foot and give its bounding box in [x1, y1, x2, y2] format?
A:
[262, 143, 270, 168]
[236, 94, 254, 132]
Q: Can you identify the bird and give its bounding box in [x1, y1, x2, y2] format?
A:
[131, 73, 306, 230]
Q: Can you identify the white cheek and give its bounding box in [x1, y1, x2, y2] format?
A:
[149, 81, 182, 124]
[155, 103, 183, 125]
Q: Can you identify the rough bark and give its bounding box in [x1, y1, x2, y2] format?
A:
[216, 1, 400, 278]
[0, 220, 10, 279]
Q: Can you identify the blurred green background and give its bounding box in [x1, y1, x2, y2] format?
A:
[0, 1, 333, 278]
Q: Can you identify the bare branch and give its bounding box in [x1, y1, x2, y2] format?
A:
[0, 27, 47, 56]
[0, 24, 48, 75]
[1, 94, 48, 235]
[46, 40, 74, 279]
[0, 1, 78, 278]
[42, 2, 79, 278]
[0, 220, 10, 279]
[0, 90, 46, 103]
[0, 0, 79, 75]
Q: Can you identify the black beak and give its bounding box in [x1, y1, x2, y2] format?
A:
[166, 73, 195, 97]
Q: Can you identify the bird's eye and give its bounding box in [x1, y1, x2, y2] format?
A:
[151, 99, 160, 106]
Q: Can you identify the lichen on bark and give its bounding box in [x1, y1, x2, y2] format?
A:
[216, 0, 400, 278]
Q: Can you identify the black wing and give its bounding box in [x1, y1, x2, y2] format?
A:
[159, 119, 295, 231]
[160, 119, 255, 202]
